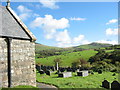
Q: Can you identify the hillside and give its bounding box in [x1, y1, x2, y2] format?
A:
[35, 42, 112, 52]
[72, 42, 112, 50]
[35, 43, 62, 52]
[36, 50, 97, 66]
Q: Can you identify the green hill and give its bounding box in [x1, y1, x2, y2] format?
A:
[35, 43, 62, 52]
[36, 49, 98, 66]
[72, 42, 112, 50]
[35, 42, 112, 52]
[35, 42, 113, 66]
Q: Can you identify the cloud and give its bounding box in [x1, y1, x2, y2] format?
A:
[96, 40, 118, 45]
[30, 15, 69, 39]
[55, 30, 71, 43]
[70, 17, 86, 21]
[17, 5, 32, 13]
[106, 19, 118, 25]
[73, 35, 85, 43]
[106, 28, 118, 35]
[30, 14, 91, 47]
[55, 32, 91, 47]
[17, 5, 40, 21]
[39, 0, 59, 9]
[17, 5, 32, 21]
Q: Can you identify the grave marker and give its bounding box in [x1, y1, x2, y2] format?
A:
[102, 80, 110, 89]
[111, 80, 120, 89]
[58, 72, 72, 78]
[77, 71, 89, 77]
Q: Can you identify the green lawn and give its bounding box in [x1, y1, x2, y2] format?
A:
[36, 50, 97, 66]
[36, 71, 118, 88]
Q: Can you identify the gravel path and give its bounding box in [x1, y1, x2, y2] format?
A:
[37, 82, 58, 90]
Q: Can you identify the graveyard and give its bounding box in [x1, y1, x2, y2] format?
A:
[36, 70, 118, 88]
[0, 1, 119, 89]
[35, 43, 120, 88]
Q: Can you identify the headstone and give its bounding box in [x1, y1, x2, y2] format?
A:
[51, 66, 56, 71]
[67, 67, 72, 72]
[58, 72, 72, 78]
[60, 68, 65, 72]
[77, 71, 89, 77]
[98, 70, 102, 74]
[77, 69, 80, 72]
[39, 70, 45, 74]
[102, 80, 110, 89]
[56, 62, 59, 70]
[112, 73, 116, 76]
[111, 81, 120, 89]
[45, 70, 53, 76]
[36, 65, 41, 71]
[72, 68, 76, 72]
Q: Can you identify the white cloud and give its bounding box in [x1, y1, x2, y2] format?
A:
[70, 17, 86, 21]
[17, 5, 32, 13]
[30, 14, 90, 47]
[19, 13, 30, 21]
[17, 5, 39, 21]
[39, 0, 59, 9]
[73, 35, 85, 43]
[96, 40, 118, 45]
[106, 19, 118, 25]
[55, 30, 71, 43]
[30, 15, 69, 39]
[17, 5, 32, 21]
[106, 28, 118, 35]
[55, 33, 91, 47]
[33, 13, 40, 17]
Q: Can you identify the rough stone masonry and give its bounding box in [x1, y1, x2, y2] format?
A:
[0, 37, 36, 87]
[0, 2, 37, 87]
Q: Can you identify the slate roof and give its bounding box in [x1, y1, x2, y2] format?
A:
[0, 5, 36, 41]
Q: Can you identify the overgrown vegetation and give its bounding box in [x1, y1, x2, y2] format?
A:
[88, 49, 120, 72]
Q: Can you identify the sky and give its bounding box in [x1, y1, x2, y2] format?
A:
[2, 1, 118, 47]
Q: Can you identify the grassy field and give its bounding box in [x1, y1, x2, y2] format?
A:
[35, 43, 62, 51]
[36, 50, 97, 66]
[13, 85, 38, 88]
[36, 71, 118, 88]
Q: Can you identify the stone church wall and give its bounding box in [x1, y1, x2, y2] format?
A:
[0, 38, 36, 87]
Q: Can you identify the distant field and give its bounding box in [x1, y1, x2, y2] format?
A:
[36, 50, 97, 66]
[35, 43, 62, 51]
[36, 71, 118, 88]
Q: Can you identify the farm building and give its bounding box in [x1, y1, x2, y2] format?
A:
[0, 1, 36, 87]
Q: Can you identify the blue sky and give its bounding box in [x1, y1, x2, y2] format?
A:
[2, 1, 118, 47]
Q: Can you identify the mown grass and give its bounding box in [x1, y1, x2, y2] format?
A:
[13, 85, 38, 88]
[36, 50, 97, 66]
[36, 71, 118, 88]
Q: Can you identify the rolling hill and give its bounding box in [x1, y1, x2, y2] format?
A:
[35, 42, 112, 51]
[72, 42, 112, 49]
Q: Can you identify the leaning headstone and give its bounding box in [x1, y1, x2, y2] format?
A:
[58, 72, 72, 78]
[111, 81, 120, 89]
[102, 80, 110, 89]
[77, 71, 89, 77]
